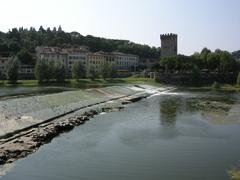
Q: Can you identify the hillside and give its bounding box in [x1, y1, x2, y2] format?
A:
[0, 26, 161, 62]
[232, 50, 240, 60]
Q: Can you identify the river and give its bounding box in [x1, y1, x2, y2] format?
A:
[1, 90, 240, 180]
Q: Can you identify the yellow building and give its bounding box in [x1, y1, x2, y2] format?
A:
[87, 51, 115, 76]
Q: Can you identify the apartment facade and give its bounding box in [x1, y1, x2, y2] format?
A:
[36, 46, 139, 77]
[65, 47, 89, 74]
[36, 47, 68, 65]
[112, 52, 138, 72]
[87, 51, 115, 76]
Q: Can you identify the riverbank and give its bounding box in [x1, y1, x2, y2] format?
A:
[0, 84, 172, 165]
[0, 78, 156, 87]
[177, 83, 240, 91]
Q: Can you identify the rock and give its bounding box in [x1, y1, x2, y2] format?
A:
[0, 158, 5, 165]
[122, 101, 131, 105]
[55, 122, 74, 132]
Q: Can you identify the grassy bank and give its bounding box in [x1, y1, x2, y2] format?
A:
[0, 77, 157, 87]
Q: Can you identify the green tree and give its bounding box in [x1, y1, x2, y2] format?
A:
[72, 61, 86, 80]
[160, 56, 177, 72]
[192, 65, 200, 85]
[219, 51, 236, 73]
[200, 48, 211, 70]
[6, 57, 20, 84]
[17, 48, 35, 65]
[35, 59, 48, 83]
[54, 62, 66, 82]
[110, 66, 117, 79]
[237, 72, 240, 86]
[207, 52, 219, 71]
[102, 63, 111, 79]
[0, 68, 3, 80]
[89, 66, 97, 81]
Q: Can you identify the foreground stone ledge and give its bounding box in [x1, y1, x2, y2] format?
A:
[0, 92, 151, 165]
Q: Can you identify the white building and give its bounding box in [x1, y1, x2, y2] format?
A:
[36, 47, 68, 66]
[112, 51, 138, 72]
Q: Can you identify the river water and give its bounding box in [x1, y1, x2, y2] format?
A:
[1, 90, 240, 180]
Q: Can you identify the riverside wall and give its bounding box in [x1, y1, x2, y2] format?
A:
[155, 72, 237, 85]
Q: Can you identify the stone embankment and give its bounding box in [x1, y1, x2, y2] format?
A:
[0, 85, 172, 165]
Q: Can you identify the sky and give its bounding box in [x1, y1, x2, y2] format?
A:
[0, 0, 240, 55]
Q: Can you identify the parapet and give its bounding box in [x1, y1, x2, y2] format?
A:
[160, 33, 178, 39]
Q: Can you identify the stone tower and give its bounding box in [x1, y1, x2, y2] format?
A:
[160, 33, 178, 57]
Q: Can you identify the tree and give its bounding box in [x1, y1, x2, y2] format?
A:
[0, 68, 2, 80]
[54, 62, 66, 82]
[17, 48, 35, 65]
[0, 26, 161, 59]
[72, 61, 86, 80]
[6, 57, 20, 84]
[192, 65, 200, 85]
[89, 66, 97, 81]
[200, 48, 211, 61]
[160, 56, 177, 72]
[110, 66, 117, 79]
[35, 59, 48, 83]
[102, 63, 111, 79]
[219, 51, 236, 73]
[207, 52, 219, 71]
[237, 72, 240, 86]
[200, 48, 211, 69]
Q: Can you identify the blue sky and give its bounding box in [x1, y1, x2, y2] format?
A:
[0, 0, 239, 55]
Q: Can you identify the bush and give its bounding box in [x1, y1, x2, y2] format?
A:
[212, 81, 221, 89]
[6, 57, 20, 84]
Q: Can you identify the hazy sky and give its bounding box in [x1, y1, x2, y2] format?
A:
[0, 0, 240, 55]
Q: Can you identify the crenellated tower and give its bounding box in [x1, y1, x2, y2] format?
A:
[160, 33, 178, 57]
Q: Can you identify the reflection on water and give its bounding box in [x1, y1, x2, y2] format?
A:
[1, 90, 240, 180]
[159, 96, 182, 126]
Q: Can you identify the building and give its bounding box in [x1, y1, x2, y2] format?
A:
[65, 47, 89, 74]
[160, 33, 178, 57]
[36, 46, 68, 66]
[112, 51, 138, 72]
[18, 64, 35, 79]
[87, 51, 115, 76]
[36, 46, 139, 78]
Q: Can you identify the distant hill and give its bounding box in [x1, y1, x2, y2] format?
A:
[0, 26, 161, 61]
[232, 50, 240, 60]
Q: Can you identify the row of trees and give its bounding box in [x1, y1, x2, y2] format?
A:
[160, 48, 240, 73]
[0, 56, 116, 84]
[35, 59, 66, 83]
[0, 26, 161, 64]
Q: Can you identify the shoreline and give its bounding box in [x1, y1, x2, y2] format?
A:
[0, 86, 172, 166]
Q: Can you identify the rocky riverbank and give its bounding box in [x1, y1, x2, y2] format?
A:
[0, 85, 171, 165]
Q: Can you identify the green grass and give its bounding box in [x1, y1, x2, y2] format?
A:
[0, 77, 157, 87]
